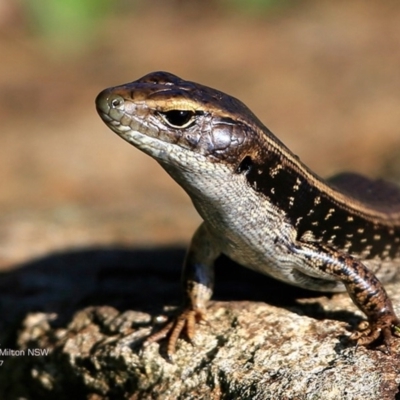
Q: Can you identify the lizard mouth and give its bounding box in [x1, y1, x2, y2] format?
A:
[95, 88, 205, 168]
[96, 88, 206, 159]
[96, 89, 172, 159]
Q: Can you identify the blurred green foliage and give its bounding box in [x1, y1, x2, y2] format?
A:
[225, 0, 291, 12]
[21, 0, 112, 54]
[18, 0, 290, 55]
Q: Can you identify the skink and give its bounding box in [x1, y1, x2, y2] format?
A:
[96, 71, 400, 358]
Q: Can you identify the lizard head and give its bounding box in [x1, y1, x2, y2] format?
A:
[95, 71, 283, 175]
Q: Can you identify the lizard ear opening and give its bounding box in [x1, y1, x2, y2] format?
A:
[236, 156, 253, 174]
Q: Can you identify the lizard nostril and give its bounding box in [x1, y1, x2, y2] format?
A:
[110, 96, 124, 108]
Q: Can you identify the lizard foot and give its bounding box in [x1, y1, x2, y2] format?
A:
[350, 312, 400, 353]
[143, 308, 205, 359]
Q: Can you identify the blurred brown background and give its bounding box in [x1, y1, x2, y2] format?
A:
[1, 0, 400, 269]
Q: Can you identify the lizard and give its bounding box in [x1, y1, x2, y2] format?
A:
[95, 71, 400, 358]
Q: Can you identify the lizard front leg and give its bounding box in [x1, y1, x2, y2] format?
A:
[144, 222, 220, 358]
[294, 243, 400, 349]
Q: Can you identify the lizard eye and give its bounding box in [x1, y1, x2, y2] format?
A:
[159, 110, 196, 128]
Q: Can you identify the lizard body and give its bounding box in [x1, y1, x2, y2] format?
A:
[96, 71, 400, 356]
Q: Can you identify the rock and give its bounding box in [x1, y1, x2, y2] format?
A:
[1, 248, 400, 399]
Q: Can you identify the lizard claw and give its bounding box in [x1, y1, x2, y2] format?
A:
[350, 313, 400, 353]
[144, 308, 205, 359]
